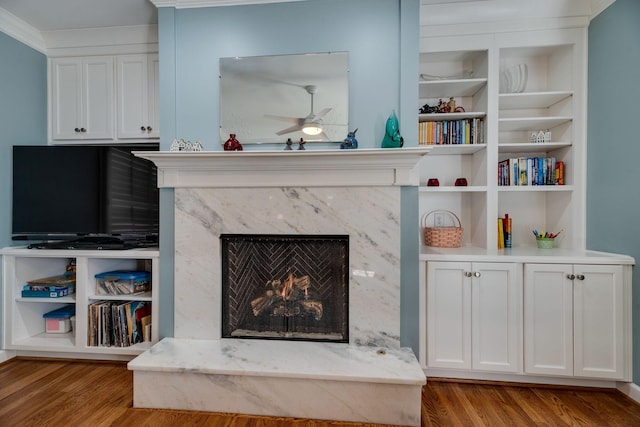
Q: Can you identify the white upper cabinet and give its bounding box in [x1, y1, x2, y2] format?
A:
[51, 57, 115, 141]
[49, 54, 159, 144]
[116, 54, 160, 139]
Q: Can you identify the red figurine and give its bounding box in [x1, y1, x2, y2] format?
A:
[224, 134, 243, 151]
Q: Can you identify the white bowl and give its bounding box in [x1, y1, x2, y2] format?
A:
[500, 64, 528, 93]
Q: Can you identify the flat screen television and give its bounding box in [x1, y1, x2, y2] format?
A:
[12, 144, 159, 249]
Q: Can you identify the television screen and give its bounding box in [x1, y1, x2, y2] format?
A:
[13, 145, 159, 246]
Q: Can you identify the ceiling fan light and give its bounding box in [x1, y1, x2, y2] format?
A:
[302, 123, 323, 136]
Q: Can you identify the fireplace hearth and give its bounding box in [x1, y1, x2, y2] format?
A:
[221, 234, 349, 342]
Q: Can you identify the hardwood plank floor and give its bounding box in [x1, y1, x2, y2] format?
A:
[2, 358, 640, 426]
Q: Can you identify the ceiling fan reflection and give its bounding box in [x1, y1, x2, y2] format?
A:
[265, 85, 332, 138]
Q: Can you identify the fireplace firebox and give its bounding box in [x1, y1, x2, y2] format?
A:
[221, 234, 348, 342]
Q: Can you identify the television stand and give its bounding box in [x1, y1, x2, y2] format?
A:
[28, 236, 136, 250]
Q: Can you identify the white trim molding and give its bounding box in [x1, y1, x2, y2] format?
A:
[591, 0, 616, 20]
[151, 0, 306, 8]
[134, 148, 431, 188]
[618, 382, 640, 405]
[0, 6, 46, 53]
[0, 350, 16, 364]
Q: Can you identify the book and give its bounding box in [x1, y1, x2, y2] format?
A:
[28, 273, 76, 287]
[22, 285, 73, 298]
[498, 218, 505, 249]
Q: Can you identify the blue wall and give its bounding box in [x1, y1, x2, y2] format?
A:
[0, 31, 47, 344]
[157, 0, 421, 349]
[587, 0, 640, 384]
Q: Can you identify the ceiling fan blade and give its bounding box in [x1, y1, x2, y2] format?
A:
[264, 114, 301, 124]
[276, 124, 304, 135]
[314, 107, 332, 120]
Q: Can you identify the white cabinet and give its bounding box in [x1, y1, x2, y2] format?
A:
[426, 261, 522, 373]
[1, 247, 159, 359]
[116, 54, 160, 139]
[50, 57, 115, 141]
[524, 263, 628, 380]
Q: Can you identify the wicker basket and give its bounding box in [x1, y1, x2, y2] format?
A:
[422, 210, 463, 248]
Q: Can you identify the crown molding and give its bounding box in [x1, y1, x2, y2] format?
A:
[0, 6, 46, 54]
[590, 0, 615, 20]
[150, 0, 305, 8]
[44, 25, 158, 57]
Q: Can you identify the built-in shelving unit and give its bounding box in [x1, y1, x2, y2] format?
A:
[417, 30, 586, 252]
[416, 26, 633, 386]
[1, 247, 159, 360]
[418, 48, 489, 249]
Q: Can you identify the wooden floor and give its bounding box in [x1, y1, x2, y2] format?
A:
[1, 358, 640, 426]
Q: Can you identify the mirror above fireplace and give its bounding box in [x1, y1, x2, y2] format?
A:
[219, 52, 349, 145]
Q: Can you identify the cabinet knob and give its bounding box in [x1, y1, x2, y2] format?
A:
[464, 271, 473, 277]
[141, 126, 146, 131]
[74, 128, 80, 132]
[147, 126, 152, 132]
[80, 128, 86, 133]
[474, 271, 481, 278]
[567, 274, 576, 280]
[576, 274, 585, 281]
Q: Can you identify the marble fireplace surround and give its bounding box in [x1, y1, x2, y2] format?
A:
[128, 148, 430, 426]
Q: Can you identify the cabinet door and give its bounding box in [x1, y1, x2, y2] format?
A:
[524, 263, 573, 376]
[51, 58, 83, 140]
[573, 264, 624, 380]
[83, 57, 114, 140]
[426, 262, 471, 369]
[148, 54, 160, 138]
[471, 262, 522, 372]
[117, 54, 158, 139]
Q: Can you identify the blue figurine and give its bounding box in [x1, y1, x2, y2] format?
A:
[340, 128, 358, 149]
[381, 110, 404, 148]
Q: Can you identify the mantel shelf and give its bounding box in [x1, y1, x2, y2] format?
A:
[134, 148, 432, 188]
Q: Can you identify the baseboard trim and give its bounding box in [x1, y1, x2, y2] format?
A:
[0, 350, 17, 364]
[617, 381, 640, 404]
[424, 368, 618, 388]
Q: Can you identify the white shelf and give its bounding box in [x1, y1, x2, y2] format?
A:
[12, 333, 76, 349]
[420, 185, 487, 193]
[419, 112, 485, 122]
[88, 292, 152, 301]
[499, 116, 572, 132]
[421, 143, 486, 155]
[16, 296, 76, 303]
[85, 341, 154, 354]
[419, 78, 488, 99]
[499, 142, 571, 154]
[498, 185, 574, 192]
[499, 91, 573, 109]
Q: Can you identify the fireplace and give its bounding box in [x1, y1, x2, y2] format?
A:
[129, 149, 430, 426]
[221, 234, 349, 342]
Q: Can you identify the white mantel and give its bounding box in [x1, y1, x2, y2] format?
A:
[134, 147, 431, 188]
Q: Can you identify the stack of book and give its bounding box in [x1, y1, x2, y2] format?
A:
[87, 300, 151, 347]
[498, 157, 565, 186]
[21, 273, 76, 298]
[498, 214, 512, 249]
[418, 118, 485, 145]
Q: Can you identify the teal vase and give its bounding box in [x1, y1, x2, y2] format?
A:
[381, 110, 404, 148]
